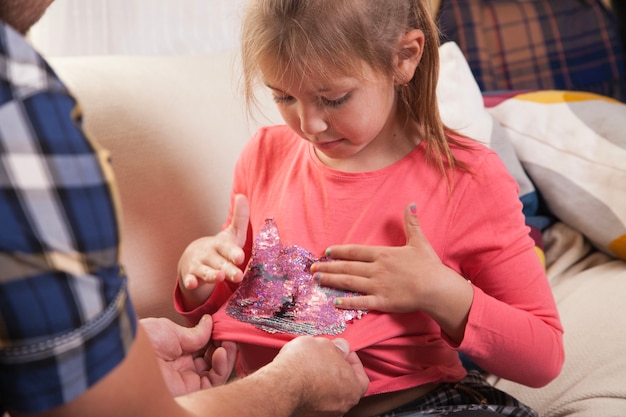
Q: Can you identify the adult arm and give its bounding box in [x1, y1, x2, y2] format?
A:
[12, 328, 368, 417]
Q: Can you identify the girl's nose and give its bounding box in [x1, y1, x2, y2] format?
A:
[299, 104, 328, 136]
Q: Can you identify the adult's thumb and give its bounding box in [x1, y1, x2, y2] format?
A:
[332, 338, 351, 356]
[181, 314, 213, 351]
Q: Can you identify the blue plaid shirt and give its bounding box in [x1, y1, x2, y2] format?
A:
[0, 23, 137, 413]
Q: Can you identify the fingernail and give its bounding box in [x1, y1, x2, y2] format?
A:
[332, 339, 349, 354]
[325, 247, 332, 257]
[334, 298, 342, 306]
[314, 273, 322, 282]
[184, 275, 193, 287]
[410, 203, 417, 215]
[310, 263, 317, 273]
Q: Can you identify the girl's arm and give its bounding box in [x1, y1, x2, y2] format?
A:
[176, 195, 250, 314]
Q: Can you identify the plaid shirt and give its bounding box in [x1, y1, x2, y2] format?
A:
[0, 23, 136, 413]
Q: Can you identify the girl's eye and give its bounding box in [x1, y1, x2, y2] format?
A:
[271, 92, 350, 107]
[321, 93, 350, 107]
[272, 95, 294, 104]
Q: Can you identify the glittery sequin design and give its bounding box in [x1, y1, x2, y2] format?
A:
[226, 218, 366, 335]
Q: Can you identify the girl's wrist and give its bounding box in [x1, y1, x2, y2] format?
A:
[421, 268, 474, 344]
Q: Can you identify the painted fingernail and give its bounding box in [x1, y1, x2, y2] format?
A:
[410, 203, 417, 215]
[325, 247, 332, 257]
[334, 298, 342, 306]
[314, 273, 322, 282]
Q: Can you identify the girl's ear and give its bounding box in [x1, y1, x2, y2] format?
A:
[395, 29, 425, 84]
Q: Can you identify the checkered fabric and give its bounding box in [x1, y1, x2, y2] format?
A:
[378, 371, 537, 417]
[0, 23, 136, 413]
[438, 0, 626, 101]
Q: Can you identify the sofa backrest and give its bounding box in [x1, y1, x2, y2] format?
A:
[49, 52, 282, 321]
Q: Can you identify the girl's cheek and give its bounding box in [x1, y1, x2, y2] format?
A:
[279, 110, 301, 133]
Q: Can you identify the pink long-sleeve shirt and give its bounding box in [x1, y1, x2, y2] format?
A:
[175, 125, 564, 396]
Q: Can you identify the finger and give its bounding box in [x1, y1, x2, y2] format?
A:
[182, 272, 200, 290]
[315, 271, 369, 294]
[192, 267, 224, 284]
[331, 338, 350, 355]
[330, 338, 369, 393]
[228, 194, 250, 249]
[192, 249, 239, 283]
[334, 295, 377, 311]
[210, 257, 243, 283]
[404, 202, 426, 247]
[343, 351, 370, 394]
[208, 341, 237, 386]
[177, 315, 213, 353]
[312, 260, 371, 279]
[320, 245, 379, 263]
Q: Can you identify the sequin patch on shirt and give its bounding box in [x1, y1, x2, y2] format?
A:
[226, 218, 366, 335]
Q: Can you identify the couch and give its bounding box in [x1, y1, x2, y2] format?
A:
[48, 42, 626, 416]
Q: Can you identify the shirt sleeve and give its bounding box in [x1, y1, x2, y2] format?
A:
[0, 37, 137, 413]
[444, 151, 564, 387]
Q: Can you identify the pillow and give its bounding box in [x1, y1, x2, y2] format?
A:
[437, 41, 547, 263]
[437, 42, 537, 202]
[488, 91, 626, 261]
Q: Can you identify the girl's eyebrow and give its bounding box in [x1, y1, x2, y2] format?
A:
[265, 83, 335, 94]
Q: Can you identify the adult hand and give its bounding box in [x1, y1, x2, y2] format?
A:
[270, 336, 369, 417]
[140, 315, 237, 396]
[312, 203, 473, 343]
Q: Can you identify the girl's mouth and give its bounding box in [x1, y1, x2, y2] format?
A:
[314, 139, 344, 151]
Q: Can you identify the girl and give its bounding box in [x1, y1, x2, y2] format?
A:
[175, 1, 564, 416]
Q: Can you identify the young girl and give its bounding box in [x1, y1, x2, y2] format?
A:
[175, 1, 564, 416]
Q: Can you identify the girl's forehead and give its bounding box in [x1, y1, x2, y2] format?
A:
[263, 71, 354, 92]
[260, 59, 382, 91]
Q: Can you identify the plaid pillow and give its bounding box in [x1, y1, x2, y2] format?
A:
[437, 0, 626, 101]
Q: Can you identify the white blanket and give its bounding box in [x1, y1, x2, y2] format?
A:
[492, 222, 626, 416]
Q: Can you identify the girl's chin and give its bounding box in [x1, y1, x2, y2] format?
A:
[314, 146, 350, 162]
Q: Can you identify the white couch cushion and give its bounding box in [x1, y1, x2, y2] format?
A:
[49, 52, 281, 320]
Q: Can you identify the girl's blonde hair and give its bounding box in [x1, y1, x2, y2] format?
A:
[240, 0, 469, 176]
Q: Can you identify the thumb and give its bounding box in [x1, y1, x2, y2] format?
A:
[178, 314, 213, 352]
[228, 194, 250, 248]
[331, 338, 351, 356]
[403, 202, 425, 247]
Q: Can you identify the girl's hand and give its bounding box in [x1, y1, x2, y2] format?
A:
[177, 194, 250, 308]
[312, 203, 473, 344]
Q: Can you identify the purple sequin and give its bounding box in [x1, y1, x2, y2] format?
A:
[226, 218, 366, 335]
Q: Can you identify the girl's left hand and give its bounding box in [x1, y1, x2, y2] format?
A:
[312, 203, 473, 321]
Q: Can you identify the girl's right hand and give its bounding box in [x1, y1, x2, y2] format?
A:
[177, 195, 250, 307]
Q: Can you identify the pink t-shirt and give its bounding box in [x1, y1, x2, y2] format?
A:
[175, 125, 563, 395]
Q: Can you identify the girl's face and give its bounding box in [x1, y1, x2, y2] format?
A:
[263, 63, 415, 172]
